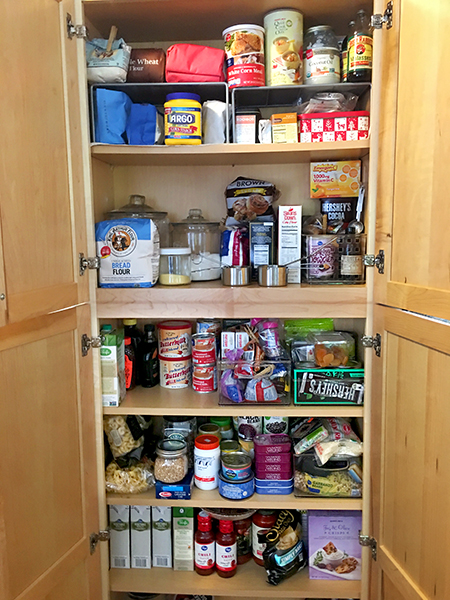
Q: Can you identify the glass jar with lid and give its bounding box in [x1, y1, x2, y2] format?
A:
[159, 248, 191, 285]
[303, 25, 341, 84]
[154, 439, 188, 483]
[107, 194, 170, 247]
[171, 209, 221, 281]
[163, 415, 197, 467]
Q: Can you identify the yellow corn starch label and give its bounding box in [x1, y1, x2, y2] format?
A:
[164, 106, 201, 141]
[348, 35, 372, 71]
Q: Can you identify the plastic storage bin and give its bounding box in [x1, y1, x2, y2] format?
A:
[303, 234, 366, 284]
[293, 367, 365, 405]
[294, 452, 362, 498]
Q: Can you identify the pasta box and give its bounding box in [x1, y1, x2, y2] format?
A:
[299, 111, 370, 143]
[294, 367, 364, 405]
[155, 469, 194, 500]
[308, 510, 362, 580]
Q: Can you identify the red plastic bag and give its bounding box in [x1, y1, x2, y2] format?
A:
[165, 44, 226, 82]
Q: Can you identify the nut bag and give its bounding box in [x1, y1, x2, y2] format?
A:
[225, 177, 280, 226]
[259, 509, 306, 585]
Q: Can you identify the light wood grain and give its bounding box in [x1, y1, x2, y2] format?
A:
[6, 283, 78, 324]
[0, 216, 7, 327]
[386, 282, 450, 323]
[382, 573, 409, 600]
[110, 561, 362, 598]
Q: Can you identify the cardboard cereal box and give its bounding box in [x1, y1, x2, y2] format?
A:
[310, 161, 361, 198]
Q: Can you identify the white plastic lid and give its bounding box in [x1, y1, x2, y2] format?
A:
[160, 247, 191, 255]
[222, 24, 265, 37]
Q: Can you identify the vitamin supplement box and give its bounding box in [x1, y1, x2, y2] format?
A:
[310, 160, 361, 198]
[308, 510, 362, 580]
[294, 367, 364, 405]
[218, 358, 291, 405]
[300, 111, 370, 143]
[155, 469, 194, 500]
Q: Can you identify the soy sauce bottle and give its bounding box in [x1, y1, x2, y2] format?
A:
[139, 324, 159, 388]
[347, 10, 373, 82]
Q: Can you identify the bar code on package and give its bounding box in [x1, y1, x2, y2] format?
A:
[113, 557, 127, 568]
[133, 557, 149, 568]
[155, 556, 169, 567]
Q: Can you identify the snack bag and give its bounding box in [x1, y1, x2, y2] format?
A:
[314, 418, 363, 465]
[225, 177, 280, 226]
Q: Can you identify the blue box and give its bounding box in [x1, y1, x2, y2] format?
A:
[255, 477, 294, 495]
[155, 469, 194, 500]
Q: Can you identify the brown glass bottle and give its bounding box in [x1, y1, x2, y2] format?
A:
[194, 511, 215, 576]
[124, 337, 136, 390]
[347, 10, 373, 82]
[216, 520, 237, 578]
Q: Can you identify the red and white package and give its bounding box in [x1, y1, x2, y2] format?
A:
[314, 418, 363, 465]
[220, 227, 249, 266]
[299, 111, 370, 143]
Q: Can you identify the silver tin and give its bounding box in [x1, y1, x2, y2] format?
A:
[222, 266, 251, 286]
[258, 265, 288, 287]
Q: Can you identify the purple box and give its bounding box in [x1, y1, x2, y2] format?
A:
[308, 510, 362, 580]
[254, 433, 291, 455]
[255, 459, 292, 472]
[254, 469, 293, 480]
[255, 453, 292, 465]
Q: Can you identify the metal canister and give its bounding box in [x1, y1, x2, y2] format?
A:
[192, 363, 217, 393]
[264, 8, 304, 86]
[192, 333, 216, 365]
[221, 451, 253, 481]
[220, 439, 240, 454]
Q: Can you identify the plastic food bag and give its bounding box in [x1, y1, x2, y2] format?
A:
[202, 100, 227, 144]
[105, 458, 155, 494]
[294, 452, 362, 497]
[126, 104, 163, 145]
[314, 417, 363, 465]
[293, 418, 329, 454]
[225, 177, 280, 226]
[86, 38, 131, 83]
[103, 415, 146, 457]
[94, 88, 132, 144]
[298, 92, 358, 114]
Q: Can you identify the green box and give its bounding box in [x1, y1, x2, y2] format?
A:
[294, 367, 364, 405]
[100, 327, 126, 407]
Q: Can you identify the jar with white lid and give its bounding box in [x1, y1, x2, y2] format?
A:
[159, 248, 191, 285]
[194, 434, 221, 490]
[304, 25, 341, 84]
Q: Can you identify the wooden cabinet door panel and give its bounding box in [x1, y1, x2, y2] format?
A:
[0, 0, 90, 323]
[370, 306, 450, 600]
[0, 305, 101, 600]
[374, 0, 450, 319]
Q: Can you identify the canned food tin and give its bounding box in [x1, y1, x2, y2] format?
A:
[192, 333, 216, 365]
[264, 8, 304, 86]
[218, 472, 255, 500]
[223, 24, 265, 88]
[158, 320, 192, 358]
[159, 356, 191, 389]
[221, 452, 253, 481]
[220, 439, 240, 454]
[192, 363, 217, 393]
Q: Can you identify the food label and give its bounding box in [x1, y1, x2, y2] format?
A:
[124, 354, 133, 388]
[265, 10, 303, 86]
[195, 541, 215, 569]
[305, 48, 340, 82]
[252, 524, 269, 559]
[158, 326, 191, 358]
[194, 451, 220, 484]
[341, 255, 363, 276]
[236, 416, 263, 440]
[164, 106, 201, 141]
[311, 161, 361, 198]
[342, 49, 348, 81]
[263, 416, 289, 435]
[307, 237, 337, 279]
[192, 364, 217, 393]
[235, 115, 257, 144]
[216, 542, 237, 571]
[159, 359, 191, 389]
[224, 27, 265, 88]
[348, 35, 372, 71]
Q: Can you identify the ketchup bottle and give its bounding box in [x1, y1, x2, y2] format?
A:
[194, 511, 215, 576]
[216, 519, 237, 578]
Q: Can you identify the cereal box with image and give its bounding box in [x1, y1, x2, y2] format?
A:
[308, 510, 362, 580]
[310, 161, 361, 198]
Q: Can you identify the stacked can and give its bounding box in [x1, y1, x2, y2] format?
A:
[218, 449, 255, 501]
[192, 320, 220, 393]
[157, 320, 192, 389]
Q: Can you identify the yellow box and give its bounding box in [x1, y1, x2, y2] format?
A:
[310, 161, 361, 198]
[271, 113, 298, 144]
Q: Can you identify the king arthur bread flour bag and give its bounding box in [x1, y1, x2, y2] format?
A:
[96, 218, 160, 287]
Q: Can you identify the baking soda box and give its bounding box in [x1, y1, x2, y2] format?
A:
[308, 510, 362, 580]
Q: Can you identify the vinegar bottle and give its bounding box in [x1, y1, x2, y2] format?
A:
[216, 519, 237, 578]
[194, 511, 215, 576]
[347, 10, 373, 82]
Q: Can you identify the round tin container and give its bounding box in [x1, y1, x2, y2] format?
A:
[221, 451, 253, 481]
[157, 320, 192, 358]
[264, 8, 304, 86]
[159, 356, 191, 389]
[220, 439, 240, 454]
[222, 24, 265, 88]
[192, 333, 216, 364]
[218, 472, 255, 500]
[192, 363, 217, 393]
[258, 265, 287, 287]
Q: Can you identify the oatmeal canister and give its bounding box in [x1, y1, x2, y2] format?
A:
[192, 363, 217, 393]
[264, 9, 303, 86]
[159, 356, 192, 388]
[158, 320, 192, 358]
[222, 24, 265, 88]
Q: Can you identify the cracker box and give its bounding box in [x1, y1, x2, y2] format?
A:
[299, 111, 370, 143]
[152, 506, 172, 568]
[155, 469, 194, 500]
[100, 326, 126, 407]
[130, 505, 152, 569]
[278, 205, 302, 283]
[308, 510, 362, 580]
[109, 505, 130, 569]
[271, 113, 298, 144]
[310, 161, 361, 198]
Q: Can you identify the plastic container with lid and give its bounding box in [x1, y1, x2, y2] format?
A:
[210, 417, 234, 440]
[198, 423, 221, 439]
[304, 25, 341, 84]
[171, 209, 221, 281]
[154, 439, 188, 483]
[252, 510, 277, 565]
[107, 194, 170, 247]
[163, 415, 197, 468]
[159, 248, 191, 285]
[194, 434, 220, 490]
[164, 92, 202, 145]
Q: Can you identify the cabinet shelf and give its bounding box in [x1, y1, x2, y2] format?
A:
[110, 560, 362, 598]
[96, 282, 367, 319]
[106, 486, 362, 510]
[103, 385, 364, 417]
[91, 140, 370, 167]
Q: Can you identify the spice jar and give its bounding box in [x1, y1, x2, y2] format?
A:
[210, 417, 234, 440]
[154, 439, 188, 483]
[159, 248, 191, 285]
[194, 434, 220, 490]
[304, 25, 341, 84]
[252, 510, 277, 565]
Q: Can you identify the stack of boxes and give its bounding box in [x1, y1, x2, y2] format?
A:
[254, 433, 294, 495]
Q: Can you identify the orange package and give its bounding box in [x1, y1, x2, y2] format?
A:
[310, 161, 361, 198]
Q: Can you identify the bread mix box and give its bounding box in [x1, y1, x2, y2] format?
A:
[308, 510, 362, 580]
[310, 161, 361, 198]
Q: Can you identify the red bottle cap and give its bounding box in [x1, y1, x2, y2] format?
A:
[125, 337, 131, 345]
[195, 435, 220, 450]
[198, 511, 212, 531]
[219, 519, 233, 533]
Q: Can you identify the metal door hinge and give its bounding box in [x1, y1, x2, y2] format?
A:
[371, 1, 393, 29]
[90, 530, 110, 555]
[364, 250, 385, 274]
[67, 14, 88, 40]
[362, 333, 382, 357]
[81, 334, 103, 357]
[79, 253, 100, 276]
[359, 532, 377, 560]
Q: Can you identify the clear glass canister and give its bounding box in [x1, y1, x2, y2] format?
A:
[171, 209, 221, 281]
[159, 248, 191, 285]
[107, 194, 170, 247]
[304, 25, 341, 84]
[154, 439, 188, 483]
[163, 415, 197, 467]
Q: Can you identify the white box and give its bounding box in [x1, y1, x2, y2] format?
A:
[221, 331, 235, 356]
[152, 506, 172, 568]
[131, 505, 152, 569]
[235, 331, 249, 350]
[278, 205, 302, 283]
[109, 505, 130, 569]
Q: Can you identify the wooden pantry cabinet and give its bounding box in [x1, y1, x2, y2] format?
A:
[0, 1, 449, 600]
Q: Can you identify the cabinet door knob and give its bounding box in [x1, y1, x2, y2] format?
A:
[0, 294, 5, 301]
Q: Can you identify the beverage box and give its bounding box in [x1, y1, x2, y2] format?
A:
[173, 507, 194, 571]
[278, 205, 302, 283]
[130, 505, 152, 569]
[310, 161, 361, 198]
[308, 510, 362, 580]
[155, 469, 194, 500]
[100, 327, 126, 407]
[300, 111, 370, 143]
[109, 505, 130, 569]
[152, 506, 172, 568]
